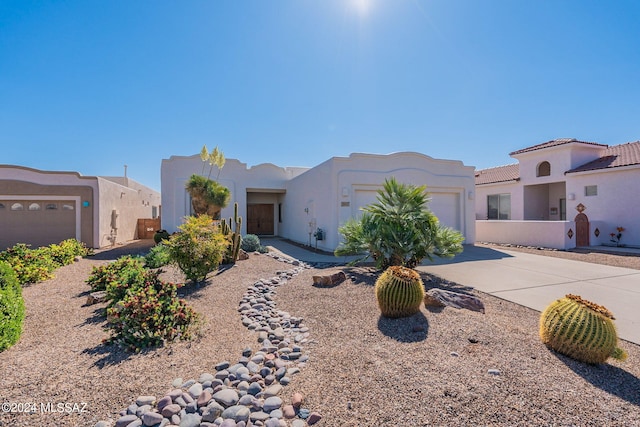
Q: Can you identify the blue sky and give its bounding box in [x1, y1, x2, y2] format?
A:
[2, 0, 639, 191]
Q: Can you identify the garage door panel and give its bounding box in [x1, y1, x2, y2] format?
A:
[429, 193, 460, 230]
[352, 189, 460, 231]
[0, 200, 76, 249]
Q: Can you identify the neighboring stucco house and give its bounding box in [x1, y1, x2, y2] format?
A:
[475, 138, 640, 249]
[161, 152, 476, 252]
[0, 165, 161, 250]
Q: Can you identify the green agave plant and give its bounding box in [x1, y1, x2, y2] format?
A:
[539, 294, 627, 364]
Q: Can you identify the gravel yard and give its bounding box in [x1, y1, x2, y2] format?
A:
[1, 240, 638, 426]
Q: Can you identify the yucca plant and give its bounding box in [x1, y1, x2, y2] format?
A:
[540, 294, 627, 364]
[335, 177, 464, 269]
[186, 145, 230, 218]
[375, 265, 425, 318]
[186, 175, 230, 218]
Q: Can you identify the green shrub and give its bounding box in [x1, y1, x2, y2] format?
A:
[335, 177, 464, 269]
[105, 270, 200, 351]
[86, 256, 146, 297]
[0, 261, 25, 352]
[164, 215, 229, 282]
[144, 244, 171, 268]
[241, 234, 261, 252]
[153, 230, 170, 244]
[0, 244, 57, 285]
[258, 245, 269, 254]
[46, 239, 91, 267]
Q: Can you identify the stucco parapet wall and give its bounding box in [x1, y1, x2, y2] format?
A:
[0, 165, 99, 188]
[162, 155, 310, 180]
[98, 176, 160, 194]
[332, 151, 474, 172]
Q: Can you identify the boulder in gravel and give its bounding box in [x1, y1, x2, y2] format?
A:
[424, 288, 485, 313]
[312, 271, 346, 287]
[86, 291, 107, 305]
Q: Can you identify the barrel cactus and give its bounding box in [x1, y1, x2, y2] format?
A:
[539, 294, 627, 364]
[374, 266, 425, 318]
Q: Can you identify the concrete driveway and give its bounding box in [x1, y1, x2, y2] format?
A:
[417, 245, 640, 345]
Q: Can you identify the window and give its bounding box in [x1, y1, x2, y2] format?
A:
[62, 204, 75, 210]
[46, 203, 58, 210]
[28, 203, 41, 211]
[585, 185, 598, 197]
[11, 203, 24, 211]
[537, 161, 551, 177]
[0, 203, 4, 209]
[487, 194, 511, 219]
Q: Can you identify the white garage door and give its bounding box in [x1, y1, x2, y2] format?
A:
[353, 189, 460, 230]
[429, 192, 460, 230]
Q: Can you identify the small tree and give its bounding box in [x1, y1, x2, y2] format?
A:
[335, 177, 464, 269]
[186, 145, 230, 218]
[164, 215, 229, 282]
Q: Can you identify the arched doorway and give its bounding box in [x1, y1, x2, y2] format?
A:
[575, 213, 590, 247]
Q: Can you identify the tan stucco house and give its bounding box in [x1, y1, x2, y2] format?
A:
[475, 138, 640, 249]
[0, 165, 161, 250]
[161, 151, 476, 252]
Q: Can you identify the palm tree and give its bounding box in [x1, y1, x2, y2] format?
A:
[335, 177, 464, 269]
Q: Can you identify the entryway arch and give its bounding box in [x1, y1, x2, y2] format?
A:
[575, 213, 590, 247]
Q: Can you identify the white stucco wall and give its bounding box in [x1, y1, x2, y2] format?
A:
[476, 220, 574, 249]
[475, 181, 523, 220]
[161, 154, 309, 234]
[282, 152, 476, 251]
[476, 152, 640, 248]
[96, 177, 161, 247]
[161, 152, 476, 252]
[279, 158, 336, 250]
[566, 165, 640, 247]
[513, 143, 605, 183]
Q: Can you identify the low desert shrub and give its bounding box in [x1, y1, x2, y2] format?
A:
[105, 270, 200, 351]
[164, 215, 229, 282]
[0, 243, 57, 285]
[153, 230, 170, 244]
[0, 261, 25, 352]
[103, 259, 147, 307]
[144, 243, 171, 268]
[86, 256, 146, 297]
[241, 234, 261, 252]
[45, 239, 91, 267]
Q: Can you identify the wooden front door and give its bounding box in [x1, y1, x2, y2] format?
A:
[575, 213, 590, 247]
[247, 204, 274, 235]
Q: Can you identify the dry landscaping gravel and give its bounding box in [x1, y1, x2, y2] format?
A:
[1, 240, 639, 426]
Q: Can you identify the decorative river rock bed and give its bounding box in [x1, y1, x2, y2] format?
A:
[101, 252, 323, 427]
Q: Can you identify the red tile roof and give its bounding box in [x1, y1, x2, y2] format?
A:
[477, 141, 640, 184]
[509, 138, 606, 156]
[566, 141, 640, 173]
[475, 163, 519, 185]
